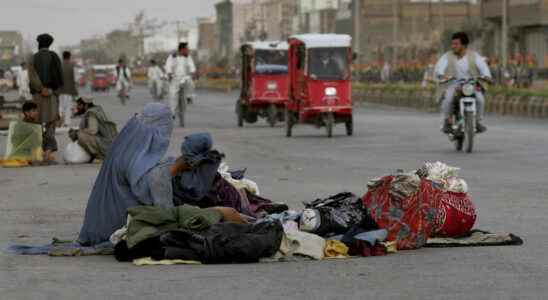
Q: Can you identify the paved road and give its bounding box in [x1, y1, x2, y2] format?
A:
[1, 87, 547, 300]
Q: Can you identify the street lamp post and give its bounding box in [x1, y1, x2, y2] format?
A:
[502, 0, 508, 69]
[354, 0, 361, 62]
[392, 0, 399, 65]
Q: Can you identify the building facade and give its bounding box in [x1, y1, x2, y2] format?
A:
[0, 31, 24, 68]
[352, 0, 480, 63]
[197, 17, 217, 62]
[481, 0, 548, 67]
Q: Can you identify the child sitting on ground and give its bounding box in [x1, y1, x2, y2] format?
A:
[1, 102, 44, 167]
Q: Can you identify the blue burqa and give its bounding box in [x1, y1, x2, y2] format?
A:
[173, 133, 223, 204]
[78, 103, 174, 246]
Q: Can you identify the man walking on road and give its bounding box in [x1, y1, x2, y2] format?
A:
[59, 51, 78, 128]
[165, 42, 196, 116]
[147, 59, 165, 100]
[29, 33, 64, 164]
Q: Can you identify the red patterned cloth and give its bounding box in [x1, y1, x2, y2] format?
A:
[362, 176, 441, 250]
[432, 191, 476, 237]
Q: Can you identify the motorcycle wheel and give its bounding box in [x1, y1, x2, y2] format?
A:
[345, 116, 353, 136]
[285, 107, 293, 137]
[267, 104, 277, 127]
[236, 101, 244, 127]
[464, 111, 475, 153]
[119, 91, 126, 105]
[178, 88, 186, 127]
[325, 112, 334, 138]
[455, 135, 464, 151]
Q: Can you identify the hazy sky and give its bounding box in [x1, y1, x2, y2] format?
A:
[1, 0, 218, 46]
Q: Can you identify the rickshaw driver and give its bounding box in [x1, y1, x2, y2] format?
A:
[311, 50, 344, 80]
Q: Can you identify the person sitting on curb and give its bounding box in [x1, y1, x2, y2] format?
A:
[69, 97, 117, 163]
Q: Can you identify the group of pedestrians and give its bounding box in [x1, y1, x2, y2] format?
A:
[2, 33, 117, 166]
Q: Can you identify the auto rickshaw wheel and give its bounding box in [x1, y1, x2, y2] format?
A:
[245, 112, 258, 123]
[325, 112, 335, 138]
[285, 107, 293, 137]
[236, 101, 244, 127]
[267, 104, 277, 127]
[345, 116, 353, 136]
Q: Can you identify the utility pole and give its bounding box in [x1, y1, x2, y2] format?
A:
[502, 0, 509, 69]
[353, 0, 361, 62]
[392, 0, 399, 65]
[439, 0, 445, 38]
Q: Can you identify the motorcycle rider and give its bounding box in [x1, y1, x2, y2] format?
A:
[435, 32, 492, 134]
[147, 59, 165, 99]
[164, 42, 196, 116]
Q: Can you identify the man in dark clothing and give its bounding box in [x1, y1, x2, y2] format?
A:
[29, 33, 64, 164]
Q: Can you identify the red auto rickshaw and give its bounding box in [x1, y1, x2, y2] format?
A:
[236, 41, 289, 127]
[286, 34, 354, 138]
[91, 71, 109, 92]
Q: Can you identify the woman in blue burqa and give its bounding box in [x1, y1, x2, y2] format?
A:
[78, 103, 178, 246]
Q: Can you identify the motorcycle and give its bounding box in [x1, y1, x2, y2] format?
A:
[442, 77, 489, 153]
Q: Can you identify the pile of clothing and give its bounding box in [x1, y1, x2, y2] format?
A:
[109, 192, 393, 264]
[108, 162, 478, 264]
[363, 161, 477, 250]
[8, 158, 524, 265]
[112, 205, 283, 264]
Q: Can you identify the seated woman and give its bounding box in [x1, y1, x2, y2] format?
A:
[172, 133, 286, 218]
[78, 103, 179, 245]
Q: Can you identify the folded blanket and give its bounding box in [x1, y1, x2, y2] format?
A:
[426, 230, 523, 248]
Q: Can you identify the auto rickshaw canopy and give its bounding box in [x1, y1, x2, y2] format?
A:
[289, 34, 352, 49]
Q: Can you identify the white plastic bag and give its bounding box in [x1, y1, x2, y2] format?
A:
[63, 141, 91, 164]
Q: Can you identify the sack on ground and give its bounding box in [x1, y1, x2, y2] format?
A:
[64, 141, 91, 164]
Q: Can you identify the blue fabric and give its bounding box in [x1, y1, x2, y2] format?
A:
[354, 229, 388, 245]
[173, 133, 223, 204]
[5, 241, 113, 255]
[78, 103, 174, 246]
[180, 133, 213, 167]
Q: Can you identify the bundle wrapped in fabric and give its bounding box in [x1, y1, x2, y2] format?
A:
[64, 141, 92, 164]
[363, 171, 477, 250]
[363, 176, 442, 250]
